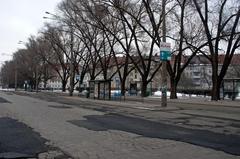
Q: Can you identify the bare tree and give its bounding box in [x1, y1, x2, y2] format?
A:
[58, 0, 163, 97]
[98, 0, 163, 97]
[165, 0, 207, 98]
[192, 0, 240, 100]
[0, 61, 15, 88]
[41, 25, 71, 92]
[59, 0, 122, 84]
[78, 0, 136, 95]
[34, 37, 60, 89]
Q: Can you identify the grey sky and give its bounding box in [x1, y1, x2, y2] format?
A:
[0, 0, 61, 66]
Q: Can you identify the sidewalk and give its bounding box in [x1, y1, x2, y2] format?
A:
[5, 89, 240, 108]
[65, 96, 179, 111]
[12, 90, 240, 110]
[65, 94, 240, 110]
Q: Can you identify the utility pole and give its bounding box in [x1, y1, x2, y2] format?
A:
[69, 24, 74, 96]
[161, 0, 167, 107]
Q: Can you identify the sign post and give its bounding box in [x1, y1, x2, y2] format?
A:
[160, 42, 171, 107]
[161, 0, 168, 107]
[160, 42, 171, 61]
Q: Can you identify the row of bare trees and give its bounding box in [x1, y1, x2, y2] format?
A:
[1, 0, 239, 100]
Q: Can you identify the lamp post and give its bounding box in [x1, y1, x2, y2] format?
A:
[69, 24, 74, 96]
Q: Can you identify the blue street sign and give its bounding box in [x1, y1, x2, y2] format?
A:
[160, 42, 171, 61]
[160, 51, 171, 61]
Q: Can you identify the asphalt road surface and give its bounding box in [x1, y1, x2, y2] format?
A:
[0, 117, 47, 158]
[1, 91, 240, 159]
[0, 96, 71, 159]
[69, 113, 240, 155]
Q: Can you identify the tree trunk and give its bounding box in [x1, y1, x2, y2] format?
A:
[43, 79, 47, 90]
[211, 63, 219, 100]
[80, 72, 85, 87]
[121, 78, 126, 96]
[69, 69, 75, 96]
[217, 80, 221, 100]
[141, 79, 148, 97]
[62, 80, 67, 92]
[212, 81, 220, 100]
[69, 76, 74, 96]
[170, 76, 177, 99]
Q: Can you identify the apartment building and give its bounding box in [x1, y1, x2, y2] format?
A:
[183, 54, 240, 90]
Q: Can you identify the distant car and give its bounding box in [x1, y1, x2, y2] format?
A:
[153, 91, 171, 97]
[153, 91, 162, 96]
[82, 90, 88, 95]
[111, 90, 121, 97]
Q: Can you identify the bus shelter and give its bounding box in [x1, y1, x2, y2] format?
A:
[89, 80, 112, 100]
[223, 78, 240, 100]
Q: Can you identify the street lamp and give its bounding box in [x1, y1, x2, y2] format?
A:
[43, 11, 62, 21]
[18, 40, 24, 44]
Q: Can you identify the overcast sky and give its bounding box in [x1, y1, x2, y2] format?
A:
[0, 0, 62, 66]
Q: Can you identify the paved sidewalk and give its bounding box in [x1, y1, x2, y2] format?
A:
[11, 90, 240, 108]
[123, 95, 240, 107]
[64, 94, 240, 112]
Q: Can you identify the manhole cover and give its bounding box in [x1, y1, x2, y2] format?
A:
[48, 105, 72, 109]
